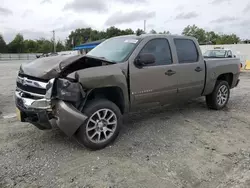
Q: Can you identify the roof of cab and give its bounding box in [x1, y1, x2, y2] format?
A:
[112, 34, 197, 40]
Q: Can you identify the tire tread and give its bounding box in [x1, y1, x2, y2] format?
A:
[206, 80, 230, 110]
[75, 99, 122, 150]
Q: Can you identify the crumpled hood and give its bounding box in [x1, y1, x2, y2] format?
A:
[20, 55, 86, 80]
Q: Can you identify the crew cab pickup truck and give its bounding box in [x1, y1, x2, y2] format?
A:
[15, 34, 241, 150]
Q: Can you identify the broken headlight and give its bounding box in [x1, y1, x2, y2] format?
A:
[55, 78, 84, 102]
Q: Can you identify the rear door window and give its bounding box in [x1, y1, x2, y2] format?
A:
[174, 39, 199, 63]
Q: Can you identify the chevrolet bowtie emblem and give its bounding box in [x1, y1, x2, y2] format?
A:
[23, 77, 28, 86]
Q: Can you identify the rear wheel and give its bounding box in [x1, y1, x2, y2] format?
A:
[75, 99, 122, 150]
[206, 80, 230, 110]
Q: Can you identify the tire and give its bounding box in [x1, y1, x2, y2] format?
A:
[206, 80, 230, 110]
[75, 99, 122, 150]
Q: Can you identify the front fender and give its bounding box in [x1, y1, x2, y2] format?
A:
[76, 65, 129, 112]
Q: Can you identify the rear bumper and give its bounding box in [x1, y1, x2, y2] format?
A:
[231, 78, 240, 89]
[15, 90, 88, 137]
[235, 79, 240, 87]
[231, 72, 240, 88]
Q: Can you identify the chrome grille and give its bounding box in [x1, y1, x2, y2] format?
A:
[16, 75, 48, 98]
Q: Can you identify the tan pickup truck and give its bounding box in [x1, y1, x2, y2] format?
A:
[15, 34, 241, 150]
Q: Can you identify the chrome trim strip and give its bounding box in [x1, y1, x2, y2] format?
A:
[16, 88, 45, 98]
[17, 76, 47, 89]
[15, 91, 51, 110]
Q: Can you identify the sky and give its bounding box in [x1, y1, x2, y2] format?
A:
[0, 0, 250, 43]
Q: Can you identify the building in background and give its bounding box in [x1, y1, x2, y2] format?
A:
[73, 39, 105, 54]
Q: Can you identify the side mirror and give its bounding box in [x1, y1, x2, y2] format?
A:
[135, 53, 155, 67]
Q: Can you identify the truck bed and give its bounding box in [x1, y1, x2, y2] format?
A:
[203, 58, 241, 95]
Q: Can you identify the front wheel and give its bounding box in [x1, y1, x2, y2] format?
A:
[75, 99, 122, 150]
[206, 80, 230, 110]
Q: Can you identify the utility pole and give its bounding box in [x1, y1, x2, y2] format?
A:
[52, 30, 56, 53]
[144, 20, 146, 33]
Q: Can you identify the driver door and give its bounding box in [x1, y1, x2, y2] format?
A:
[129, 37, 178, 110]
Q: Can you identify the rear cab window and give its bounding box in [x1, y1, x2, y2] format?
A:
[174, 39, 199, 63]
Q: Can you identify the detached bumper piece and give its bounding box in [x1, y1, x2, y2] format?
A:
[54, 101, 87, 137]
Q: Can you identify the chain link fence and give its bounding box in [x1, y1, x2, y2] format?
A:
[0, 53, 42, 61]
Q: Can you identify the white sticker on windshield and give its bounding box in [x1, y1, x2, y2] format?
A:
[124, 39, 138, 44]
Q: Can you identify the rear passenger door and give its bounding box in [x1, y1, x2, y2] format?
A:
[174, 38, 205, 100]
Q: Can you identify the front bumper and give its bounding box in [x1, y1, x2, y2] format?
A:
[15, 81, 88, 137]
[15, 90, 52, 129]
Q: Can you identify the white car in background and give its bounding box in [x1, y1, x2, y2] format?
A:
[203, 48, 244, 68]
[57, 50, 79, 56]
[203, 48, 236, 58]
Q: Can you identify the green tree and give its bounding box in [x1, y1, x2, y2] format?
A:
[8, 33, 24, 53]
[182, 25, 240, 44]
[0, 34, 8, 53]
[65, 27, 136, 49]
[163, 31, 171, 34]
[4, 26, 241, 53]
[90, 29, 101, 41]
[23, 40, 38, 53]
[150, 29, 157, 34]
[56, 40, 65, 52]
[136, 29, 145, 36]
[105, 26, 122, 38]
[36, 38, 53, 53]
[122, 29, 134, 35]
[205, 31, 219, 44]
[66, 28, 94, 49]
[182, 25, 206, 44]
[159, 31, 171, 34]
[216, 34, 240, 44]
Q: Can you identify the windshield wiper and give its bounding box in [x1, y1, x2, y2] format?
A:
[98, 56, 116, 63]
[86, 55, 116, 64]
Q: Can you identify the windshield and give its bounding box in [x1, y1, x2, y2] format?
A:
[87, 37, 140, 62]
[203, 50, 227, 58]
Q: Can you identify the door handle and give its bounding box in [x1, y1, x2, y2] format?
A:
[165, 70, 176, 76]
[195, 67, 203, 72]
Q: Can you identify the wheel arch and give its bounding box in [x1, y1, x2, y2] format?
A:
[217, 73, 233, 88]
[203, 72, 234, 96]
[86, 86, 127, 114]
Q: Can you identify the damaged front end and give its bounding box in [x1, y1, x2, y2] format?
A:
[15, 75, 88, 137]
[52, 78, 88, 136]
[15, 54, 126, 137]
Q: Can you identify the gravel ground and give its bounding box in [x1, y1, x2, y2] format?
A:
[1, 60, 250, 188]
